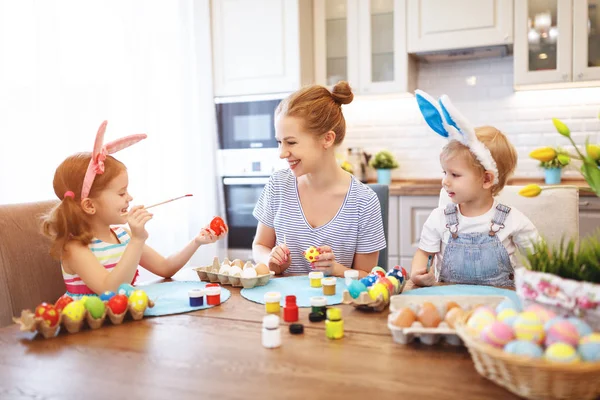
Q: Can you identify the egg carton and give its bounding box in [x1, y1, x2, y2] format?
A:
[341, 275, 410, 312]
[388, 295, 507, 346]
[13, 300, 155, 339]
[193, 266, 273, 289]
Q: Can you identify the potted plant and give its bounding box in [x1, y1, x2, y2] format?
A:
[369, 150, 398, 185]
[529, 146, 571, 184]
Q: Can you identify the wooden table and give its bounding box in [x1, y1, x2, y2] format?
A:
[0, 269, 520, 400]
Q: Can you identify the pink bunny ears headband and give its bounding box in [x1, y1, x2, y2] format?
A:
[80, 121, 147, 199]
[415, 90, 499, 185]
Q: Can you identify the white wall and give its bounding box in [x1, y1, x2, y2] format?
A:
[341, 56, 600, 181]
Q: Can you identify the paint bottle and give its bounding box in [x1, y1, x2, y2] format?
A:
[188, 288, 205, 307]
[322, 277, 337, 296]
[283, 295, 299, 322]
[264, 292, 282, 314]
[309, 271, 324, 288]
[344, 269, 359, 286]
[326, 307, 344, 340]
[205, 285, 221, 306]
[262, 314, 281, 349]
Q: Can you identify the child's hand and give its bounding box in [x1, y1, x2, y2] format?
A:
[310, 245, 343, 277]
[127, 205, 153, 241]
[410, 267, 436, 287]
[268, 243, 291, 274]
[195, 224, 227, 245]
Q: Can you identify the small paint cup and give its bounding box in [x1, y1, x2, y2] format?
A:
[310, 296, 327, 316]
[344, 269, 359, 286]
[322, 277, 337, 296]
[264, 291, 282, 314]
[309, 271, 324, 288]
[205, 286, 222, 306]
[188, 288, 205, 307]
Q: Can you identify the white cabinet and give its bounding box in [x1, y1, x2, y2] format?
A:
[579, 196, 600, 239]
[407, 0, 513, 53]
[313, 0, 416, 94]
[514, 0, 600, 89]
[399, 196, 439, 260]
[211, 0, 314, 97]
[388, 196, 400, 268]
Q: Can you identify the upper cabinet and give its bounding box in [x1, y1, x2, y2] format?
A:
[514, 0, 600, 89]
[406, 0, 513, 53]
[211, 0, 314, 97]
[313, 0, 416, 94]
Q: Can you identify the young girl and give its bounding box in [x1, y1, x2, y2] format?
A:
[410, 91, 540, 288]
[42, 121, 227, 296]
[252, 82, 386, 278]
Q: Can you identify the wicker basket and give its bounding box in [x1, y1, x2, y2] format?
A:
[455, 311, 600, 400]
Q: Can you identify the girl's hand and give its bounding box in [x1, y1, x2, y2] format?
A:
[310, 245, 344, 277]
[195, 219, 228, 245]
[127, 205, 153, 241]
[268, 243, 290, 274]
[410, 267, 436, 287]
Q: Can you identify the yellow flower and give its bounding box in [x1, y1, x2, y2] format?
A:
[519, 184, 542, 198]
[586, 144, 600, 161]
[552, 118, 571, 137]
[529, 147, 557, 162]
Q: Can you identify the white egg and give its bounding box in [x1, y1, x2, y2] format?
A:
[241, 268, 257, 278]
[243, 261, 255, 270]
[219, 265, 231, 275]
[228, 265, 242, 277]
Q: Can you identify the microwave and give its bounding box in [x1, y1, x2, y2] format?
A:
[215, 96, 283, 150]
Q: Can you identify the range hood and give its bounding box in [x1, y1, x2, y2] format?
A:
[414, 45, 510, 63]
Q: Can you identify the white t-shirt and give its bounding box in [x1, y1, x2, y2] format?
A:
[419, 200, 540, 277]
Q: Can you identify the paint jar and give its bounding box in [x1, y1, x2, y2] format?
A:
[309, 271, 323, 288]
[322, 277, 337, 296]
[264, 292, 282, 314]
[283, 295, 298, 323]
[262, 314, 281, 349]
[310, 296, 327, 317]
[188, 288, 205, 307]
[205, 285, 221, 306]
[326, 307, 344, 340]
[344, 269, 359, 286]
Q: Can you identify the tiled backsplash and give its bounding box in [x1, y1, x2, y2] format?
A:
[342, 56, 600, 181]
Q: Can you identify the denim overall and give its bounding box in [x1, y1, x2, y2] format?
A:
[439, 203, 515, 288]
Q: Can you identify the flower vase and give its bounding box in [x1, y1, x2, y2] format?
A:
[544, 167, 562, 184]
[376, 169, 392, 185]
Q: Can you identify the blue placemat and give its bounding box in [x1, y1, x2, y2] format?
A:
[240, 276, 348, 307]
[138, 281, 231, 316]
[404, 284, 521, 307]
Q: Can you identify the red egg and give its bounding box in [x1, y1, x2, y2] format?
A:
[34, 302, 52, 318]
[40, 305, 60, 327]
[108, 294, 128, 314]
[210, 216, 227, 236]
[54, 295, 74, 312]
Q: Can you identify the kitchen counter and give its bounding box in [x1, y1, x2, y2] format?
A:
[382, 178, 595, 196]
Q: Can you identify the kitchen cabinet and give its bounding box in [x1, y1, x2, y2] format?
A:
[407, 0, 513, 53]
[579, 196, 600, 239]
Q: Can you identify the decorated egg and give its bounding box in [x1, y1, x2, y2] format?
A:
[480, 321, 515, 348]
[368, 282, 389, 302]
[566, 317, 593, 338]
[209, 216, 227, 235]
[543, 316, 563, 332]
[467, 307, 496, 335]
[84, 296, 106, 319]
[54, 295, 74, 312]
[360, 274, 378, 288]
[228, 265, 242, 277]
[35, 302, 52, 318]
[417, 302, 442, 328]
[513, 311, 545, 344]
[503, 340, 543, 358]
[255, 263, 270, 276]
[495, 298, 519, 314]
[100, 291, 115, 301]
[370, 266, 386, 278]
[545, 343, 580, 363]
[386, 266, 405, 284]
[241, 268, 257, 279]
[391, 307, 417, 328]
[117, 283, 135, 297]
[128, 290, 149, 312]
[62, 301, 85, 322]
[444, 307, 465, 329]
[579, 341, 600, 362]
[304, 246, 320, 262]
[40, 304, 60, 327]
[347, 280, 368, 299]
[545, 320, 579, 347]
[524, 304, 555, 323]
[580, 333, 600, 345]
[387, 276, 400, 293]
[107, 294, 129, 315]
[377, 276, 395, 295]
[79, 296, 89, 305]
[497, 308, 519, 327]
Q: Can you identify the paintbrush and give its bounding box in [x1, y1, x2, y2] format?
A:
[426, 255, 433, 273]
[121, 194, 193, 215]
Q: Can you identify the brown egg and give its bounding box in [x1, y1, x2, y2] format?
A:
[417, 302, 442, 328]
[445, 301, 462, 312]
[444, 307, 465, 328]
[391, 307, 417, 328]
[254, 263, 270, 276]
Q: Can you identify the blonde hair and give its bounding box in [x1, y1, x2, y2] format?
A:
[275, 81, 353, 145]
[41, 153, 127, 259]
[440, 126, 517, 196]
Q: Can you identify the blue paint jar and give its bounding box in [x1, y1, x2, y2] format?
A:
[188, 288, 205, 307]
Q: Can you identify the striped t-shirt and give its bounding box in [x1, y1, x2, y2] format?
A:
[253, 169, 386, 274]
[62, 226, 138, 295]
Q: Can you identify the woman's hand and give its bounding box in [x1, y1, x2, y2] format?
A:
[310, 245, 345, 277]
[127, 205, 153, 241]
[410, 267, 436, 287]
[268, 243, 291, 274]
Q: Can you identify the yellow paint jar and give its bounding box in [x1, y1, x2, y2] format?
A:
[322, 277, 337, 296]
[309, 271, 324, 288]
[264, 292, 282, 314]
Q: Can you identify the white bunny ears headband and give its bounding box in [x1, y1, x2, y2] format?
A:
[415, 90, 499, 185]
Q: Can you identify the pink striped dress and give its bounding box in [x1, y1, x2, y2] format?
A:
[62, 226, 139, 295]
